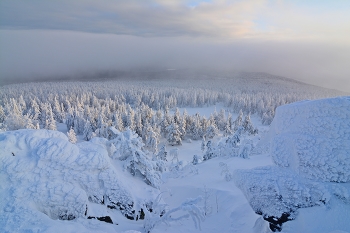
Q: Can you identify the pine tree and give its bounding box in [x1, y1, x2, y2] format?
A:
[242, 113, 258, 135]
[0, 105, 5, 123]
[157, 144, 167, 161]
[192, 155, 199, 165]
[145, 125, 160, 153]
[83, 120, 94, 141]
[24, 114, 35, 129]
[201, 136, 206, 152]
[46, 104, 57, 130]
[205, 124, 219, 139]
[166, 122, 182, 146]
[67, 127, 77, 144]
[4, 99, 26, 130]
[203, 141, 216, 161]
[233, 109, 243, 132]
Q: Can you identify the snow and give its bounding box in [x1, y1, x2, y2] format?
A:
[263, 96, 350, 182]
[0, 129, 158, 233]
[1, 97, 350, 233]
[234, 96, 350, 232]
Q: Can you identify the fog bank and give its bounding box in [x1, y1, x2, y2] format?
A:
[1, 30, 349, 92]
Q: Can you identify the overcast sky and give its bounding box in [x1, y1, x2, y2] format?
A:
[1, 0, 350, 92]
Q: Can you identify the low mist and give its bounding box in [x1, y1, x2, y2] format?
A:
[1, 30, 349, 93]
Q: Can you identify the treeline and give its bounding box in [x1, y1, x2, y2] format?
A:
[0, 75, 342, 148]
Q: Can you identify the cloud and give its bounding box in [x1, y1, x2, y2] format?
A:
[1, 29, 350, 92]
[1, 0, 349, 41]
[1, 1, 349, 92]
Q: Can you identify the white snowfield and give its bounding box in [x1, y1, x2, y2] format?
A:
[0, 129, 157, 232]
[235, 96, 350, 232]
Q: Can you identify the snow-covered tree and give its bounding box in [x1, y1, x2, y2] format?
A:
[242, 114, 258, 135]
[156, 144, 167, 161]
[201, 136, 206, 152]
[24, 114, 35, 129]
[111, 129, 162, 189]
[205, 124, 219, 139]
[203, 141, 217, 161]
[67, 127, 77, 144]
[166, 122, 182, 146]
[45, 104, 57, 130]
[0, 105, 5, 123]
[4, 99, 26, 130]
[83, 120, 94, 141]
[145, 125, 160, 153]
[233, 109, 243, 132]
[192, 155, 199, 165]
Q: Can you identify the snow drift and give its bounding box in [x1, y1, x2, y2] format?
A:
[235, 97, 350, 232]
[0, 129, 158, 232]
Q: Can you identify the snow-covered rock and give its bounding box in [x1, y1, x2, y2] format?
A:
[266, 96, 350, 182]
[235, 97, 350, 231]
[0, 129, 158, 231]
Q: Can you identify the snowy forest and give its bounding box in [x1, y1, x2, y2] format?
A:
[1, 71, 349, 233]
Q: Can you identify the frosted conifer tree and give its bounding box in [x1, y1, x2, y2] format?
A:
[111, 129, 162, 189]
[157, 144, 167, 161]
[205, 124, 218, 139]
[190, 114, 202, 140]
[67, 127, 77, 144]
[0, 105, 5, 123]
[201, 136, 206, 152]
[145, 125, 160, 153]
[166, 122, 182, 146]
[83, 120, 94, 141]
[203, 141, 217, 161]
[242, 114, 258, 135]
[233, 109, 243, 131]
[24, 114, 35, 129]
[192, 155, 199, 165]
[46, 105, 57, 130]
[28, 99, 40, 121]
[4, 99, 26, 130]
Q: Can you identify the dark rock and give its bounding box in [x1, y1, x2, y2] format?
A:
[97, 216, 113, 224]
[88, 216, 113, 224]
[263, 212, 293, 232]
[59, 213, 76, 220]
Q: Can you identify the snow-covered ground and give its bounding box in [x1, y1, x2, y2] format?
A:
[1, 97, 349, 233]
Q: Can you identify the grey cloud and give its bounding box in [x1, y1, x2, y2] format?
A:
[0, 0, 257, 37]
[1, 30, 350, 93]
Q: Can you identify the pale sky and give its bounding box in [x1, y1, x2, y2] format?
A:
[1, 0, 350, 92]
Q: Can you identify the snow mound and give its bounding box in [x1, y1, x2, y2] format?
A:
[234, 166, 331, 218]
[235, 97, 350, 231]
[265, 96, 350, 182]
[0, 129, 157, 229]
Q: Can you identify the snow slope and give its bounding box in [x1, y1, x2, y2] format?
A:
[235, 96, 350, 232]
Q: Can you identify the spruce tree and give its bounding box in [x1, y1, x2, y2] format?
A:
[67, 127, 77, 144]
